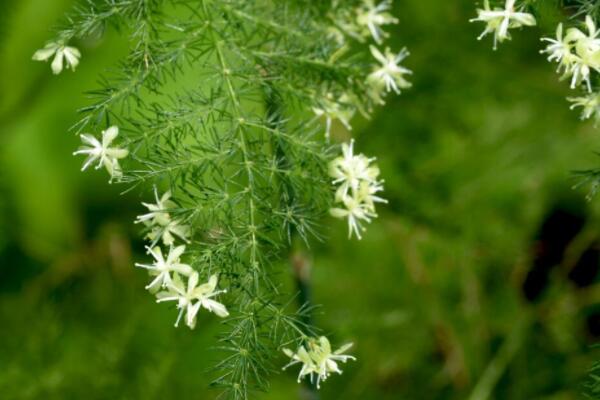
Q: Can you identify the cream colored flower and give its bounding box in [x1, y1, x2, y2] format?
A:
[135, 245, 193, 292]
[156, 272, 228, 329]
[313, 93, 356, 139]
[33, 42, 81, 74]
[367, 46, 412, 96]
[283, 336, 355, 389]
[330, 195, 377, 240]
[356, 0, 398, 44]
[73, 126, 129, 179]
[136, 188, 191, 246]
[568, 92, 600, 122]
[470, 0, 536, 50]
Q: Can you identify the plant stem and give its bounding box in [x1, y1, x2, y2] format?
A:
[467, 313, 530, 400]
[291, 249, 319, 400]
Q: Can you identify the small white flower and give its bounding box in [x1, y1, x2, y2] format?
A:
[156, 272, 228, 329]
[73, 126, 129, 179]
[356, 179, 388, 211]
[136, 188, 191, 245]
[367, 45, 412, 96]
[541, 23, 579, 74]
[193, 274, 230, 318]
[32, 42, 81, 75]
[470, 0, 536, 50]
[135, 245, 193, 292]
[568, 92, 600, 122]
[313, 93, 356, 139]
[135, 188, 176, 226]
[329, 140, 380, 200]
[283, 336, 355, 389]
[283, 346, 317, 384]
[330, 195, 377, 240]
[356, 0, 398, 44]
[309, 337, 355, 389]
[147, 220, 191, 246]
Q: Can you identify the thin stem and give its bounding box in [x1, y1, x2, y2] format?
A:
[467, 313, 530, 400]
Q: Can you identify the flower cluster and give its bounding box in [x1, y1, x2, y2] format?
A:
[32, 42, 81, 74]
[470, 0, 536, 50]
[73, 126, 129, 181]
[315, 0, 410, 136]
[282, 336, 356, 389]
[542, 16, 600, 93]
[329, 140, 386, 239]
[134, 189, 227, 329]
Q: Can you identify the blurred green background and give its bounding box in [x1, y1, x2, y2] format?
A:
[1, 0, 599, 399]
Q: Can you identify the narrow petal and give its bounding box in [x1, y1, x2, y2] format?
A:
[201, 299, 229, 317]
[51, 49, 65, 75]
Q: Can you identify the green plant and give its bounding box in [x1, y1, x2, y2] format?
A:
[33, 0, 410, 398]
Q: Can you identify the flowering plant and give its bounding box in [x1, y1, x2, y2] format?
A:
[34, 0, 411, 397]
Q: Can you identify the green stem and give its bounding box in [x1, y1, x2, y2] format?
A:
[467, 313, 530, 400]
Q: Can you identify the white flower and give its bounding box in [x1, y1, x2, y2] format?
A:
[313, 93, 356, 139]
[329, 140, 380, 200]
[356, 179, 387, 211]
[147, 219, 191, 246]
[541, 23, 579, 74]
[367, 46, 412, 96]
[568, 92, 600, 122]
[136, 188, 191, 245]
[193, 274, 230, 318]
[156, 272, 228, 329]
[330, 196, 377, 240]
[73, 126, 129, 179]
[135, 245, 193, 292]
[32, 42, 81, 75]
[135, 188, 176, 226]
[356, 0, 398, 44]
[470, 0, 536, 50]
[283, 336, 355, 389]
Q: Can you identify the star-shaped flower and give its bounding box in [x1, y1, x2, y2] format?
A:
[73, 126, 129, 179]
[541, 23, 579, 74]
[568, 92, 600, 123]
[156, 272, 228, 329]
[308, 337, 355, 388]
[135, 245, 193, 292]
[33, 42, 81, 75]
[282, 336, 355, 389]
[313, 93, 356, 139]
[367, 45, 412, 96]
[135, 188, 177, 227]
[470, 0, 536, 50]
[146, 219, 191, 246]
[356, 0, 398, 44]
[283, 345, 317, 384]
[329, 140, 380, 200]
[330, 195, 377, 240]
[136, 188, 191, 245]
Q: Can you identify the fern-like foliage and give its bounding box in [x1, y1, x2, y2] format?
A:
[36, 0, 407, 398]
